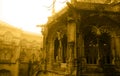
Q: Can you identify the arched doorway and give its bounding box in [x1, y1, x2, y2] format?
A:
[0, 69, 11, 76]
[54, 33, 67, 63]
[84, 26, 112, 65]
[84, 26, 98, 64]
[99, 32, 112, 65]
[54, 37, 59, 62]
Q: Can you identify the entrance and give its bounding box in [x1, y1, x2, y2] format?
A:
[84, 29, 98, 64]
[84, 28, 112, 65]
[99, 33, 112, 64]
[0, 69, 11, 76]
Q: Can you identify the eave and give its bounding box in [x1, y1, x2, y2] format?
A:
[46, 2, 120, 29]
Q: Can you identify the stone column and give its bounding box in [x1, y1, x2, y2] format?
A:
[67, 18, 76, 42]
[111, 36, 116, 64]
[114, 35, 120, 65]
[47, 41, 53, 70]
[41, 25, 48, 71]
[67, 16, 76, 75]
[78, 33, 85, 58]
[57, 31, 63, 63]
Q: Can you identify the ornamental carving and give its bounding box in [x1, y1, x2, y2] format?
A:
[0, 49, 12, 62]
[4, 31, 13, 43]
[54, 31, 67, 63]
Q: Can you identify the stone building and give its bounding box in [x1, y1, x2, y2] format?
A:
[19, 32, 43, 76]
[42, 0, 120, 76]
[0, 21, 43, 76]
[0, 21, 22, 76]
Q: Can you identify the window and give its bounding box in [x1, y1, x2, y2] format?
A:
[0, 50, 11, 63]
[19, 49, 26, 62]
[54, 33, 67, 63]
[4, 32, 13, 43]
[84, 29, 98, 64]
[99, 33, 112, 64]
[0, 70, 11, 76]
[54, 37, 59, 62]
[61, 34, 67, 63]
[84, 30, 112, 64]
[85, 34, 98, 64]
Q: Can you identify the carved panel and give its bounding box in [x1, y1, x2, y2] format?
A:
[3, 31, 13, 44]
[0, 49, 12, 63]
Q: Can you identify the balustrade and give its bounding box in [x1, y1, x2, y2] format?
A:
[76, 0, 109, 3]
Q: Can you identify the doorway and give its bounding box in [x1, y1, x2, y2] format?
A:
[84, 28, 112, 65]
[99, 33, 112, 64]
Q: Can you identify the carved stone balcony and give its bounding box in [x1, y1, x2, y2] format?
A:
[0, 60, 11, 64]
[77, 0, 110, 4]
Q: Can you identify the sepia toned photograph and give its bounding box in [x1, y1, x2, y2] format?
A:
[0, 0, 120, 76]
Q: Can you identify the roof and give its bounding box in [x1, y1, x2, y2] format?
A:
[47, 1, 120, 21]
[0, 20, 21, 31]
[46, 1, 120, 29]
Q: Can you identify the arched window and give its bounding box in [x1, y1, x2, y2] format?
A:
[54, 33, 67, 63]
[84, 31, 98, 64]
[84, 27, 112, 64]
[0, 49, 11, 63]
[99, 33, 112, 64]
[4, 31, 13, 43]
[61, 34, 67, 63]
[0, 69, 11, 76]
[54, 37, 59, 62]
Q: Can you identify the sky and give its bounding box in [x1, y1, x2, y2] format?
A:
[0, 0, 68, 34]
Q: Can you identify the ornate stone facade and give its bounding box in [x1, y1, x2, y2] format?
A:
[43, 0, 120, 76]
[0, 21, 43, 76]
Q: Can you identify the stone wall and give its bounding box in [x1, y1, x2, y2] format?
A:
[0, 21, 43, 76]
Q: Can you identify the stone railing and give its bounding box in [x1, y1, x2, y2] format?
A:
[77, 0, 109, 3]
[0, 60, 11, 64]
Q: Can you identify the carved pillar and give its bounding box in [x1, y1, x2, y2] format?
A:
[57, 31, 63, 63]
[67, 18, 76, 42]
[114, 35, 120, 65]
[47, 40, 53, 70]
[67, 42, 74, 74]
[45, 41, 49, 70]
[77, 32, 86, 75]
[67, 16, 76, 75]
[111, 35, 116, 64]
[78, 33, 85, 58]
